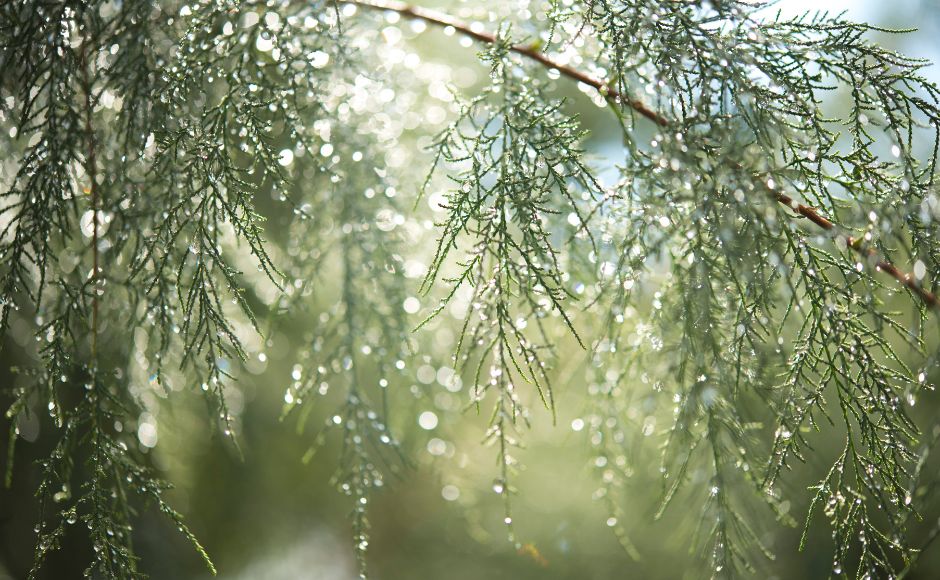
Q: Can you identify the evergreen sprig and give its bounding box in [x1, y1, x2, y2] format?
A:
[2, 1, 940, 579]
[417, 36, 605, 529]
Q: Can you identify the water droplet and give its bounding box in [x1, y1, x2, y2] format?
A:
[418, 411, 438, 430]
[403, 297, 420, 314]
[427, 438, 446, 456]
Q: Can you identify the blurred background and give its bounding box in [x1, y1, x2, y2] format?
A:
[2, 1, 940, 579]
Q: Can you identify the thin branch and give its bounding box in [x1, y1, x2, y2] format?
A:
[776, 191, 938, 308]
[79, 34, 101, 358]
[343, 0, 939, 310]
[345, 0, 665, 126]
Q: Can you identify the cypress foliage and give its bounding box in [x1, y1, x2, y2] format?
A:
[1, 1, 939, 578]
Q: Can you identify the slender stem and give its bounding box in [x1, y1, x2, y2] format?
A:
[79, 38, 100, 357]
[343, 0, 939, 310]
[775, 191, 938, 308]
[346, 0, 666, 125]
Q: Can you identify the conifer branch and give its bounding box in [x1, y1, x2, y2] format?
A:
[775, 190, 938, 308]
[344, 0, 939, 311]
[78, 34, 101, 359]
[3, 2, 939, 578]
[346, 0, 666, 124]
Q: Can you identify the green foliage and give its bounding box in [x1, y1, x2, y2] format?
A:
[1, 0, 940, 579]
[418, 37, 604, 529]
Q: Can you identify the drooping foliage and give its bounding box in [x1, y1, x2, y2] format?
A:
[1, 1, 939, 579]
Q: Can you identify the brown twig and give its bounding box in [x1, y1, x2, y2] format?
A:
[775, 191, 937, 308]
[343, 0, 938, 310]
[346, 0, 667, 125]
